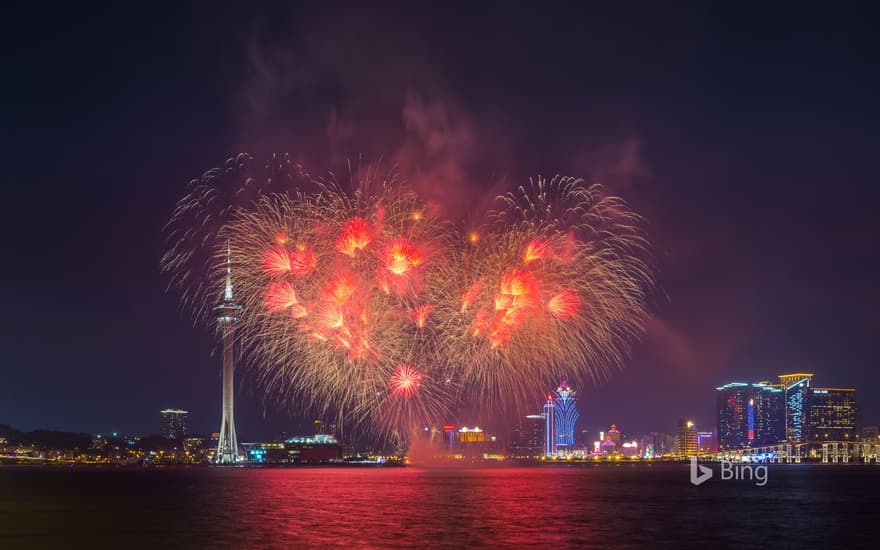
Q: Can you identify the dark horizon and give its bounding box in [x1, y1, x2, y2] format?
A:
[2, 3, 878, 440]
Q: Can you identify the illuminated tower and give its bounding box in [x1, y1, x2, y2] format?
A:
[675, 419, 698, 458]
[778, 373, 813, 442]
[553, 381, 579, 451]
[543, 393, 556, 457]
[215, 245, 242, 464]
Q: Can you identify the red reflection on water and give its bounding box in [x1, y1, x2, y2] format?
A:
[209, 467, 597, 547]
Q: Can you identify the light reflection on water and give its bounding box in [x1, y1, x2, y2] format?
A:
[1, 464, 878, 547]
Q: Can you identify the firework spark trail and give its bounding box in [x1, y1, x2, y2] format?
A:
[161, 153, 304, 323]
[164, 158, 653, 438]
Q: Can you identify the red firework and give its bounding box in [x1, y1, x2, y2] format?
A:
[290, 245, 318, 277]
[470, 269, 542, 348]
[523, 239, 554, 263]
[390, 364, 421, 397]
[460, 280, 483, 312]
[335, 217, 372, 256]
[384, 238, 424, 276]
[412, 304, 433, 328]
[324, 272, 357, 305]
[547, 288, 581, 319]
[262, 247, 291, 278]
[263, 281, 300, 313]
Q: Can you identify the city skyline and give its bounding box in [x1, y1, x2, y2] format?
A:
[7, 368, 872, 452]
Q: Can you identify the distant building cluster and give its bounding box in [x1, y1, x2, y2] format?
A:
[419, 424, 505, 461]
[717, 373, 859, 450]
[507, 381, 700, 461]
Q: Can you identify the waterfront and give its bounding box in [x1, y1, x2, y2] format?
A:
[1, 464, 878, 548]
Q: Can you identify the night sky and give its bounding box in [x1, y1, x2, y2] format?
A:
[2, 3, 878, 440]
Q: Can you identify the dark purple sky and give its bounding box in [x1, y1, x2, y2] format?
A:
[1, 3, 878, 440]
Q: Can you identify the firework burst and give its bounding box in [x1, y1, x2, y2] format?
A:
[164, 158, 653, 438]
[220, 170, 456, 437]
[432, 176, 653, 414]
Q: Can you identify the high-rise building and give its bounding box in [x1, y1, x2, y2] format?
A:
[805, 387, 858, 442]
[509, 415, 545, 458]
[543, 393, 556, 457]
[717, 382, 749, 449]
[160, 409, 188, 439]
[716, 382, 785, 449]
[215, 245, 242, 464]
[675, 419, 698, 458]
[751, 383, 786, 445]
[553, 381, 579, 450]
[778, 373, 813, 442]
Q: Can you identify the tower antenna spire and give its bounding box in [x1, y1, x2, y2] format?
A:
[224, 240, 234, 302]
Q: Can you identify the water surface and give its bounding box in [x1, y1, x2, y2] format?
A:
[1, 463, 877, 548]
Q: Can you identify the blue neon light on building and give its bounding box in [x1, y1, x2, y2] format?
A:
[553, 381, 579, 449]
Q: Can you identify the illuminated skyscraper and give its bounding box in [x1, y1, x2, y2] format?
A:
[160, 409, 188, 439]
[751, 382, 785, 445]
[806, 387, 858, 442]
[717, 383, 749, 449]
[553, 381, 579, 450]
[543, 394, 556, 457]
[716, 382, 785, 449]
[215, 245, 242, 464]
[675, 419, 698, 458]
[779, 373, 813, 442]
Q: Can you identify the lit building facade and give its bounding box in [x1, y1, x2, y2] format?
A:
[716, 382, 785, 449]
[779, 373, 813, 442]
[553, 381, 579, 451]
[160, 409, 188, 439]
[805, 388, 858, 442]
[244, 434, 343, 464]
[458, 426, 486, 443]
[543, 394, 556, 457]
[717, 383, 749, 449]
[751, 382, 786, 445]
[675, 419, 698, 458]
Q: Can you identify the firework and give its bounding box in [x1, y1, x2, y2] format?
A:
[161, 153, 304, 323]
[219, 171, 456, 437]
[164, 159, 653, 437]
[432, 176, 653, 414]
